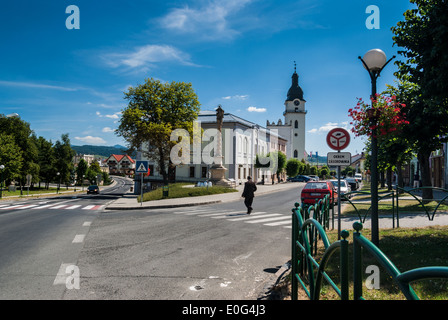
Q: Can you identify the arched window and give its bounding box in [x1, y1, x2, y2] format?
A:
[294, 150, 298, 158]
[294, 120, 298, 129]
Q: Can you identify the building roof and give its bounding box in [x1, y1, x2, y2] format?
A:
[287, 71, 305, 101]
[108, 154, 135, 163]
[197, 111, 288, 141]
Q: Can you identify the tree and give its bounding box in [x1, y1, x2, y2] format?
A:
[286, 158, 301, 177]
[0, 114, 39, 193]
[392, 0, 448, 199]
[0, 133, 23, 185]
[86, 161, 102, 184]
[319, 166, 330, 179]
[76, 159, 88, 187]
[54, 134, 76, 188]
[116, 78, 201, 184]
[36, 136, 55, 189]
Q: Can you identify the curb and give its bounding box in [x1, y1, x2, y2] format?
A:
[105, 200, 222, 210]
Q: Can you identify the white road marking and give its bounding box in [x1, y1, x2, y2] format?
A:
[245, 216, 290, 224]
[264, 220, 291, 226]
[65, 205, 82, 210]
[72, 234, 85, 243]
[227, 213, 278, 221]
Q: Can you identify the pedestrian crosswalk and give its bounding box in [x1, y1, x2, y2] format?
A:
[0, 202, 104, 211]
[173, 207, 291, 229]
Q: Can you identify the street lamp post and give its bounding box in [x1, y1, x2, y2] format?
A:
[359, 49, 395, 246]
[0, 165, 4, 199]
[57, 172, 60, 194]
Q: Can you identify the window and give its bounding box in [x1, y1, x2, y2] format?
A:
[189, 166, 195, 178]
[294, 120, 298, 129]
[202, 167, 207, 178]
[294, 150, 298, 158]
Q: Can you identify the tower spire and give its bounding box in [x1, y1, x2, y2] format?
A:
[294, 61, 296, 73]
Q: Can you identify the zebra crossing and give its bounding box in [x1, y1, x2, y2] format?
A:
[173, 207, 292, 229]
[0, 202, 104, 211]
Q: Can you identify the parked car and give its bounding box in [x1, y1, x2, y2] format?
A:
[354, 173, 363, 183]
[301, 181, 338, 206]
[345, 178, 359, 191]
[330, 179, 351, 200]
[308, 175, 319, 181]
[287, 175, 312, 182]
[87, 185, 100, 194]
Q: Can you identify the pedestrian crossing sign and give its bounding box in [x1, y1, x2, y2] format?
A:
[136, 160, 149, 173]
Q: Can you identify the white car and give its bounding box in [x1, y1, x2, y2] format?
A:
[330, 179, 351, 200]
[354, 173, 362, 183]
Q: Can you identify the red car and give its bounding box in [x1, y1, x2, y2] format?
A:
[300, 181, 338, 206]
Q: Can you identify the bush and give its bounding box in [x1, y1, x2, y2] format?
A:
[139, 183, 238, 202]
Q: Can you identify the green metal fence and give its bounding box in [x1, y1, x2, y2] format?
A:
[291, 195, 448, 300]
[339, 186, 448, 229]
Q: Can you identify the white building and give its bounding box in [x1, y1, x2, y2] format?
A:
[134, 111, 288, 193]
[267, 67, 307, 160]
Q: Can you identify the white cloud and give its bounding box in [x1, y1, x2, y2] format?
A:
[308, 122, 340, 134]
[0, 80, 77, 91]
[103, 44, 200, 71]
[96, 111, 122, 119]
[247, 106, 266, 113]
[158, 0, 253, 41]
[74, 136, 106, 145]
[222, 94, 249, 100]
[102, 127, 115, 133]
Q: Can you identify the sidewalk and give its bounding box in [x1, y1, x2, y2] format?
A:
[105, 182, 301, 210]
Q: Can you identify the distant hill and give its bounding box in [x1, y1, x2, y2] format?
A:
[71, 144, 131, 158]
[307, 155, 328, 166]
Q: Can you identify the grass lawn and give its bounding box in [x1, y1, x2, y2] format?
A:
[138, 182, 238, 202]
[282, 226, 448, 300]
[0, 186, 81, 199]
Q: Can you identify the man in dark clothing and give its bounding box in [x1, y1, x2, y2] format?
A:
[242, 176, 257, 214]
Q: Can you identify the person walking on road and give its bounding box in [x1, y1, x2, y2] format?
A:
[242, 176, 257, 214]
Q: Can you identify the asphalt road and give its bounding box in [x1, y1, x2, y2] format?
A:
[0, 176, 133, 299]
[0, 177, 302, 299]
[66, 182, 303, 300]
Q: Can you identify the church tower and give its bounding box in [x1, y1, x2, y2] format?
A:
[267, 63, 307, 160]
[284, 63, 307, 159]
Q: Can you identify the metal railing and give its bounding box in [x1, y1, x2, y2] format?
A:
[339, 186, 448, 229]
[291, 195, 448, 300]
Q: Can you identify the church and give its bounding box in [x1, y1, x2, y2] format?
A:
[267, 65, 307, 161]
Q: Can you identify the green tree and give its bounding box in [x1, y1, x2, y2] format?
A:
[319, 166, 330, 179]
[0, 133, 23, 185]
[76, 158, 88, 187]
[0, 114, 39, 193]
[36, 136, 55, 189]
[116, 78, 201, 184]
[86, 161, 102, 184]
[54, 134, 76, 188]
[285, 158, 301, 177]
[392, 0, 448, 199]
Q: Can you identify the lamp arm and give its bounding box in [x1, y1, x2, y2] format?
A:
[378, 55, 396, 75]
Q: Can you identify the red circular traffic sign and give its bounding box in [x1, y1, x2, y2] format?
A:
[326, 128, 350, 151]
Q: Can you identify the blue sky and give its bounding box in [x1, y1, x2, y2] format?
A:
[0, 0, 415, 157]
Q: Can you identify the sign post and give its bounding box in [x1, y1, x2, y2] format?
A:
[326, 128, 351, 239]
[135, 160, 150, 206]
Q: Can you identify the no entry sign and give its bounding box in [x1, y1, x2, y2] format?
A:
[326, 128, 350, 151]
